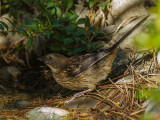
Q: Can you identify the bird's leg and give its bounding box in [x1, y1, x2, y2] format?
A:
[64, 89, 92, 104]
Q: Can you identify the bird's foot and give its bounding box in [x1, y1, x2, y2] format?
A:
[64, 89, 92, 104]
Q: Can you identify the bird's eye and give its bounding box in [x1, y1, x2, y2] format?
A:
[47, 56, 52, 61]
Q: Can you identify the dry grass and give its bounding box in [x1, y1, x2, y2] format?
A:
[0, 51, 159, 120]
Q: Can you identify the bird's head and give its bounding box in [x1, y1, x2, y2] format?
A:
[43, 53, 68, 73]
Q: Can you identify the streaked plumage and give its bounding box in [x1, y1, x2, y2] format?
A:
[44, 16, 148, 102]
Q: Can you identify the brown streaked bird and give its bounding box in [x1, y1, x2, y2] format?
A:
[44, 16, 148, 103]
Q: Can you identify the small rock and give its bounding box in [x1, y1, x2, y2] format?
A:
[26, 107, 72, 120]
[12, 100, 30, 109]
[64, 97, 100, 109]
[0, 66, 21, 83]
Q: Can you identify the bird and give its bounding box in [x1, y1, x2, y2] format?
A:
[44, 16, 148, 103]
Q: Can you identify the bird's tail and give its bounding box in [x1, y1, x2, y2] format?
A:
[108, 15, 149, 52]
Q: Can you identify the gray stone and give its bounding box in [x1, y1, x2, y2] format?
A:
[12, 100, 30, 109]
[64, 96, 100, 109]
[0, 66, 21, 83]
[26, 107, 72, 120]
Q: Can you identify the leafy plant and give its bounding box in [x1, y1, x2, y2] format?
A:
[0, 0, 104, 56]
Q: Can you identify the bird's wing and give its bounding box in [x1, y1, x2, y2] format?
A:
[63, 50, 112, 77]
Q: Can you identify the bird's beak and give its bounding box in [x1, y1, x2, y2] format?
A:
[37, 56, 46, 62]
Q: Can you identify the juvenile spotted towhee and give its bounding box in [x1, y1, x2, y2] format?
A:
[44, 16, 148, 103]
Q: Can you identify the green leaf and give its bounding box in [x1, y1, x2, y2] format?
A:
[88, 26, 97, 32]
[30, 24, 39, 31]
[68, 46, 84, 55]
[0, 21, 9, 30]
[14, 19, 22, 27]
[89, 0, 96, 8]
[88, 42, 97, 50]
[81, 40, 87, 45]
[34, 18, 42, 24]
[25, 18, 33, 25]
[73, 47, 84, 53]
[47, 1, 54, 8]
[85, 17, 90, 27]
[4, 17, 15, 28]
[44, 14, 51, 27]
[88, 42, 102, 51]
[74, 37, 80, 42]
[63, 38, 74, 45]
[16, 27, 28, 36]
[44, 31, 51, 38]
[63, 12, 72, 18]
[73, 28, 85, 37]
[80, 35, 88, 41]
[54, 23, 65, 29]
[85, 0, 89, 2]
[62, 0, 73, 9]
[0, 24, 4, 31]
[135, 89, 147, 100]
[16, 28, 26, 33]
[100, 3, 106, 10]
[66, 24, 76, 33]
[77, 18, 86, 24]
[27, 38, 34, 50]
[51, 8, 56, 15]
[55, 6, 62, 17]
[69, 14, 78, 21]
